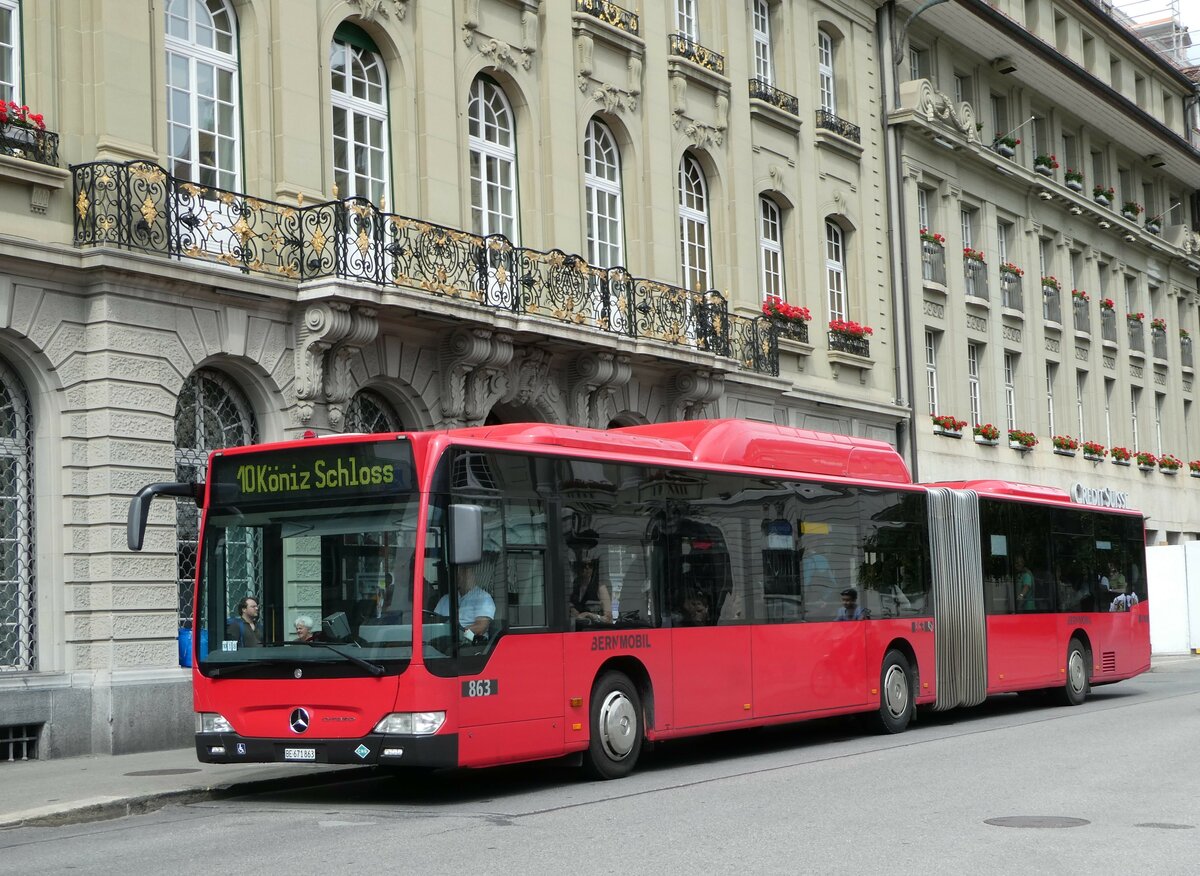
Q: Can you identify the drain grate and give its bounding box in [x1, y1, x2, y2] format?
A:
[1, 724, 41, 762]
[985, 816, 1091, 829]
[123, 768, 204, 777]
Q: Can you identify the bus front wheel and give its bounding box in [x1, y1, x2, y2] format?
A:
[1056, 638, 1090, 706]
[872, 650, 914, 734]
[583, 671, 643, 780]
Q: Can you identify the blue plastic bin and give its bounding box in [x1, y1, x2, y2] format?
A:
[178, 629, 208, 667]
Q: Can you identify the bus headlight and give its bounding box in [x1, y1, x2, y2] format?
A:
[373, 712, 445, 736]
[196, 712, 234, 734]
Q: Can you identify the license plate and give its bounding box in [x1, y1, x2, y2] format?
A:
[283, 747, 316, 761]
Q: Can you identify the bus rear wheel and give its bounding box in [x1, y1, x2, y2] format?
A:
[1056, 638, 1090, 706]
[872, 650, 914, 734]
[583, 671, 643, 780]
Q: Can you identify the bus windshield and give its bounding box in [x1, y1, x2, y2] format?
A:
[196, 439, 422, 675]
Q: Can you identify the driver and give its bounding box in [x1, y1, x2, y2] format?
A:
[434, 564, 495, 643]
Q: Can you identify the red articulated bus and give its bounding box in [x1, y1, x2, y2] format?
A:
[128, 420, 1149, 778]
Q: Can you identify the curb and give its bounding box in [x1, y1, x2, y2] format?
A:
[0, 766, 371, 831]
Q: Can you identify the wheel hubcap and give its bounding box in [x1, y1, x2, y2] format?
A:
[598, 690, 637, 760]
[883, 665, 909, 719]
[1068, 650, 1086, 693]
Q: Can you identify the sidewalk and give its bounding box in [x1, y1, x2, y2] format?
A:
[0, 747, 365, 830]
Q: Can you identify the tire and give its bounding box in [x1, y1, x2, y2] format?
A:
[872, 650, 914, 734]
[1056, 638, 1090, 706]
[583, 671, 643, 780]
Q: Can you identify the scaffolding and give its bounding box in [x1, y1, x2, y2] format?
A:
[1105, 0, 1197, 70]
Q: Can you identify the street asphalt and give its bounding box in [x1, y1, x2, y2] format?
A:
[1, 652, 1195, 831]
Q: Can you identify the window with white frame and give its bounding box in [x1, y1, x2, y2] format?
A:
[968, 343, 982, 426]
[1104, 378, 1114, 448]
[1046, 363, 1057, 437]
[1155, 391, 1164, 453]
[1076, 370, 1087, 441]
[0, 0, 20, 104]
[678, 154, 710, 291]
[676, 0, 698, 40]
[1038, 237, 1050, 278]
[468, 76, 519, 242]
[953, 74, 965, 105]
[960, 208, 974, 249]
[917, 188, 929, 233]
[758, 196, 783, 301]
[751, 0, 772, 84]
[996, 220, 1010, 266]
[825, 220, 847, 322]
[908, 45, 928, 81]
[1130, 387, 1141, 450]
[1004, 353, 1017, 432]
[817, 31, 836, 114]
[925, 331, 939, 416]
[165, 0, 241, 190]
[584, 118, 624, 268]
[330, 30, 389, 204]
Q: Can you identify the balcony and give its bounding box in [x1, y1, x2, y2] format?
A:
[1042, 287, 1062, 325]
[748, 78, 799, 117]
[963, 258, 988, 301]
[1182, 337, 1193, 369]
[668, 33, 725, 75]
[0, 120, 59, 167]
[999, 272, 1023, 311]
[1152, 328, 1168, 361]
[828, 331, 870, 357]
[1100, 310, 1118, 344]
[814, 110, 861, 144]
[72, 160, 779, 376]
[921, 241, 946, 286]
[1073, 299, 1091, 334]
[574, 0, 639, 35]
[1128, 320, 1145, 353]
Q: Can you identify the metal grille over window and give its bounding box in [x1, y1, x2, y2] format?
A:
[344, 389, 402, 434]
[0, 723, 40, 761]
[0, 358, 34, 673]
[173, 369, 258, 625]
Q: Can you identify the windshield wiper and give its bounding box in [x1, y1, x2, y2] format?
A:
[280, 640, 385, 676]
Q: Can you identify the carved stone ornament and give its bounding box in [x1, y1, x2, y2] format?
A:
[439, 327, 515, 427]
[898, 78, 980, 144]
[295, 302, 378, 426]
[501, 347, 557, 410]
[474, 37, 532, 71]
[669, 369, 724, 421]
[346, 0, 408, 21]
[567, 351, 632, 427]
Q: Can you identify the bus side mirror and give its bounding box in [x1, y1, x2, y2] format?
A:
[127, 482, 201, 551]
[449, 503, 484, 565]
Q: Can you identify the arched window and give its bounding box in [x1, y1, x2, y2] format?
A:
[678, 155, 710, 291]
[759, 196, 783, 301]
[0, 357, 34, 672]
[583, 118, 624, 268]
[817, 30, 836, 115]
[330, 27, 389, 204]
[468, 77, 519, 242]
[344, 389, 402, 433]
[165, 0, 241, 190]
[825, 220, 847, 322]
[174, 369, 257, 625]
[0, 0, 21, 104]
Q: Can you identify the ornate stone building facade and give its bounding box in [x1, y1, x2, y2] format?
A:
[0, 0, 900, 757]
[885, 0, 1200, 542]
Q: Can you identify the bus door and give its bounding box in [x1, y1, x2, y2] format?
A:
[929, 489, 988, 709]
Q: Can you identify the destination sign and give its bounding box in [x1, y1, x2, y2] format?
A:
[210, 440, 415, 506]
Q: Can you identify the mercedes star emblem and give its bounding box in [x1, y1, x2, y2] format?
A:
[289, 707, 310, 734]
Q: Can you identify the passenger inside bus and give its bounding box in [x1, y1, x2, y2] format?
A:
[569, 558, 612, 626]
[676, 590, 711, 626]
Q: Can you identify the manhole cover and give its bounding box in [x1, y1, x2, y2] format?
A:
[985, 816, 1091, 829]
[1135, 823, 1195, 830]
[123, 769, 204, 777]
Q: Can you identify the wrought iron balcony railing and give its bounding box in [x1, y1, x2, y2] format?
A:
[1152, 328, 1168, 360]
[0, 121, 59, 167]
[1073, 298, 1091, 334]
[771, 319, 809, 344]
[1000, 273, 1023, 311]
[1128, 320, 1145, 353]
[1100, 309, 1118, 343]
[963, 258, 988, 300]
[1182, 337, 1193, 369]
[749, 79, 799, 116]
[921, 241, 946, 286]
[575, 0, 639, 35]
[669, 33, 725, 75]
[815, 110, 861, 144]
[828, 331, 870, 357]
[71, 160, 778, 375]
[1043, 287, 1062, 324]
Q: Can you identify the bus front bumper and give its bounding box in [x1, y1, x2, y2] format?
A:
[195, 732, 458, 767]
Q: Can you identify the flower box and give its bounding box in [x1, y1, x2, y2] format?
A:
[1053, 448, 1076, 457]
[1113, 459, 1131, 467]
[1162, 468, 1178, 476]
[975, 436, 999, 447]
[1083, 452, 1105, 462]
[1191, 471, 1200, 479]
[1095, 194, 1112, 207]
[934, 427, 963, 438]
[1121, 211, 1139, 222]
[1138, 464, 1155, 472]
[1066, 179, 1084, 193]
[995, 143, 1016, 158]
[1010, 441, 1033, 452]
[1034, 164, 1053, 176]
